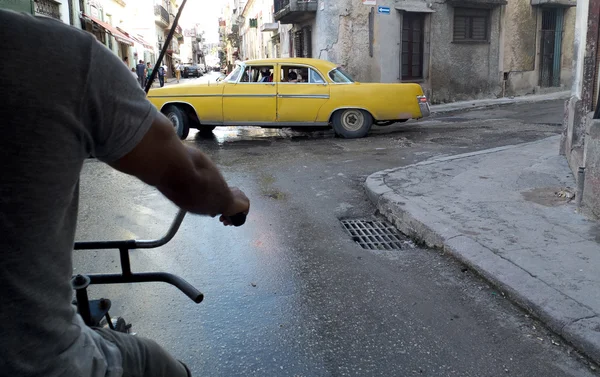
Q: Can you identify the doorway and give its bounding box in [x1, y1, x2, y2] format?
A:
[539, 8, 564, 87]
[401, 12, 425, 80]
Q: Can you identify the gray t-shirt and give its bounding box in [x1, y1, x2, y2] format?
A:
[0, 10, 157, 376]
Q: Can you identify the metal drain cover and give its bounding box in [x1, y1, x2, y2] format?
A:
[341, 218, 408, 250]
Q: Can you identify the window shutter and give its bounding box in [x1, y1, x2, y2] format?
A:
[294, 31, 302, 58]
[471, 16, 487, 40]
[302, 27, 312, 58]
[453, 8, 489, 42]
[453, 16, 468, 40]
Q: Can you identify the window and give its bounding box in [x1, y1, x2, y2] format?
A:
[239, 65, 274, 83]
[453, 8, 489, 42]
[309, 69, 325, 84]
[328, 68, 354, 83]
[293, 26, 312, 58]
[402, 12, 424, 80]
[281, 66, 305, 83]
[223, 65, 242, 82]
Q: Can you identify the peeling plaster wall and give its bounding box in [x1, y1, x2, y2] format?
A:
[503, 3, 576, 96]
[428, 4, 503, 103]
[314, 0, 379, 83]
[503, 0, 537, 95]
[561, 7, 576, 88]
[571, 0, 589, 97]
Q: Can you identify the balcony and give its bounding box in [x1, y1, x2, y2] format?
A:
[530, 0, 576, 6]
[273, 0, 317, 24]
[173, 24, 183, 41]
[261, 22, 279, 32]
[154, 4, 170, 28]
[167, 39, 180, 54]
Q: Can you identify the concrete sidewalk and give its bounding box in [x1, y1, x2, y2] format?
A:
[365, 136, 600, 363]
[430, 91, 569, 114]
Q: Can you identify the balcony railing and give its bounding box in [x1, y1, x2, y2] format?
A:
[154, 4, 169, 27]
[34, 0, 61, 20]
[274, 0, 290, 14]
[274, 0, 317, 24]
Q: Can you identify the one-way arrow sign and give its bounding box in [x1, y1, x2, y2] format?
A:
[377, 6, 390, 14]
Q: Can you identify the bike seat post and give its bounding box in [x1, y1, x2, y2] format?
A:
[71, 274, 93, 326]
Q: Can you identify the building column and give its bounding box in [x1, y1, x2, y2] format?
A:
[561, 0, 599, 164]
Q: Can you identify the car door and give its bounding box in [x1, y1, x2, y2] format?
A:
[222, 64, 277, 124]
[276, 65, 330, 125]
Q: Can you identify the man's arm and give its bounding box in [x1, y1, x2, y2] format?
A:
[109, 112, 249, 218]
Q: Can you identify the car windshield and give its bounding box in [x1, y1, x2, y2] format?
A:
[223, 65, 242, 82]
[328, 67, 354, 83]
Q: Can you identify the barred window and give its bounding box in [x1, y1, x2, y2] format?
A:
[453, 8, 489, 42]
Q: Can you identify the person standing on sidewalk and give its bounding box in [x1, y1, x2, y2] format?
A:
[136, 59, 146, 88]
[175, 61, 181, 83]
[158, 65, 165, 87]
[146, 62, 153, 88]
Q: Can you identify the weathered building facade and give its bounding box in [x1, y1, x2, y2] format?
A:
[273, 0, 509, 103]
[503, 0, 576, 96]
[562, 0, 600, 218]
[263, 0, 578, 104]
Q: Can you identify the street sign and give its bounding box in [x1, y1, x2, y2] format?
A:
[362, 0, 376, 5]
[377, 6, 390, 14]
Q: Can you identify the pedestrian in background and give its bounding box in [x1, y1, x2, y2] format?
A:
[131, 67, 138, 80]
[123, 56, 129, 68]
[146, 62, 153, 88]
[158, 65, 165, 87]
[136, 59, 146, 88]
[175, 61, 181, 83]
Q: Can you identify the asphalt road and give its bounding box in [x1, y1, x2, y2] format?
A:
[75, 95, 599, 376]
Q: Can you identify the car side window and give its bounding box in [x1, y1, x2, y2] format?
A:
[239, 65, 274, 83]
[223, 66, 242, 82]
[281, 66, 319, 83]
[309, 68, 325, 84]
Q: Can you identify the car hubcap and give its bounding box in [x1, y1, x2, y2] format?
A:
[168, 113, 180, 133]
[341, 110, 365, 132]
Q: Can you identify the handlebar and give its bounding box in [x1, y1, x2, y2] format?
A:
[73, 208, 246, 304]
[74, 209, 186, 250]
[74, 209, 247, 250]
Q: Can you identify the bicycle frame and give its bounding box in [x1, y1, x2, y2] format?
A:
[71, 209, 203, 329]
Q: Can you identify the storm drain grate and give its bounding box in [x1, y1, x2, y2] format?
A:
[341, 218, 408, 250]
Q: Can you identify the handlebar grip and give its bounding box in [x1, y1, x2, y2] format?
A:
[227, 213, 247, 227]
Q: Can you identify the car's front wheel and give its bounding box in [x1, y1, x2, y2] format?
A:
[164, 105, 190, 140]
[332, 109, 373, 138]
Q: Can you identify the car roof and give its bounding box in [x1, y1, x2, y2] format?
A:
[239, 58, 338, 71]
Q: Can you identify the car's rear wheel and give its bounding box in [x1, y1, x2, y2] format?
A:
[332, 109, 373, 138]
[164, 105, 189, 140]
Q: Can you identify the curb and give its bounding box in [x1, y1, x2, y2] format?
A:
[364, 146, 600, 364]
[430, 91, 570, 114]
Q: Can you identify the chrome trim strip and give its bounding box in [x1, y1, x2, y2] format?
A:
[417, 95, 431, 117]
[235, 82, 276, 85]
[278, 94, 330, 99]
[228, 121, 329, 126]
[223, 94, 276, 98]
[149, 94, 221, 98]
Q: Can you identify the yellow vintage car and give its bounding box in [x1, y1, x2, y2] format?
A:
[147, 58, 430, 139]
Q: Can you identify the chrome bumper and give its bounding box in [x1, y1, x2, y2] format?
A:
[417, 95, 431, 118]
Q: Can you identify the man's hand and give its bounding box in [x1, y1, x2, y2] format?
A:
[219, 187, 250, 226]
[110, 112, 250, 221]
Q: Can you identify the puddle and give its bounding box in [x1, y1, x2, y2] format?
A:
[521, 187, 574, 207]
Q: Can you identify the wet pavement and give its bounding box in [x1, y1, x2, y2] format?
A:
[75, 99, 600, 376]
